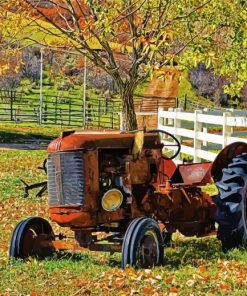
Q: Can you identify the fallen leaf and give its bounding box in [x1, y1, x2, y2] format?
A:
[114, 277, 124, 288]
[142, 287, 154, 294]
[169, 287, 179, 296]
[198, 265, 207, 273]
[219, 283, 231, 291]
[166, 276, 174, 284]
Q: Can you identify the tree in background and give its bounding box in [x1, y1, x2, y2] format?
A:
[0, 0, 28, 75]
[181, 1, 246, 101]
[2, 0, 247, 129]
[21, 47, 41, 82]
[189, 62, 228, 105]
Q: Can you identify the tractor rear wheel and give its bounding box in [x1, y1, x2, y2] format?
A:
[122, 217, 164, 268]
[214, 153, 247, 251]
[9, 217, 55, 259]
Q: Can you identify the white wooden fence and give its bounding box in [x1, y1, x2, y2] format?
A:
[158, 108, 247, 162]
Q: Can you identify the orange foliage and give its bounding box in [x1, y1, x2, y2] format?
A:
[0, 50, 21, 76]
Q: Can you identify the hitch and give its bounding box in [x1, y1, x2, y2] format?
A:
[20, 159, 47, 198]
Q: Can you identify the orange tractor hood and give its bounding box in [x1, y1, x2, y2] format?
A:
[47, 130, 161, 153]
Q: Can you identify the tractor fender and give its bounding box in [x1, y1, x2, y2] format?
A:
[211, 141, 247, 182]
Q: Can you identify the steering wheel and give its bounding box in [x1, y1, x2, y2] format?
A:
[147, 129, 181, 160]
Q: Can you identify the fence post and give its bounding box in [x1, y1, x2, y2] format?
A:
[174, 108, 181, 160]
[168, 107, 174, 125]
[119, 113, 123, 130]
[10, 90, 14, 121]
[55, 96, 58, 124]
[183, 94, 187, 111]
[69, 99, 71, 126]
[193, 110, 202, 162]
[202, 108, 208, 146]
[58, 107, 61, 126]
[174, 108, 181, 140]
[111, 110, 114, 129]
[44, 104, 47, 123]
[222, 111, 232, 148]
[158, 107, 165, 141]
[98, 100, 100, 128]
[158, 107, 164, 128]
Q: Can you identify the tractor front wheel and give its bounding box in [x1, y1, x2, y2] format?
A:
[214, 153, 247, 251]
[122, 217, 164, 268]
[9, 217, 55, 259]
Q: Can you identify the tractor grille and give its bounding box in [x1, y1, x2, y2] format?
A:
[47, 152, 85, 206]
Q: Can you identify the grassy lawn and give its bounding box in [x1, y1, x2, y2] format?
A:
[0, 146, 247, 295]
[0, 122, 77, 144]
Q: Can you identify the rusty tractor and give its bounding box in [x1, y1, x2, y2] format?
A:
[9, 130, 247, 268]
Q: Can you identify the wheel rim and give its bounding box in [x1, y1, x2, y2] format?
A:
[22, 223, 54, 258]
[137, 230, 159, 268]
[22, 228, 37, 257]
[19, 220, 54, 258]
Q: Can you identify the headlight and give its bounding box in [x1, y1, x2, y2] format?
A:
[101, 189, 123, 212]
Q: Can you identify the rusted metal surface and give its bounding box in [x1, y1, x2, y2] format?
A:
[46, 130, 217, 252]
[171, 162, 212, 185]
[211, 142, 247, 182]
[49, 205, 126, 227]
[50, 240, 122, 252]
[48, 131, 163, 228]
[47, 131, 159, 153]
[142, 186, 216, 236]
[49, 207, 95, 227]
[158, 159, 176, 184]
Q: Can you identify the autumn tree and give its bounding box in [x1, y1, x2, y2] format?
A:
[3, 0, 247, 130]
[181, 1, 247, 100]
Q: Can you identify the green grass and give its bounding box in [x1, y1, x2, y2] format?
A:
[0, 130, 247, 295]
[0, 122, 76, 144]
[0, 150, 47, 199]
[1, 77, 122, 127]
[0, 237, 247, 295]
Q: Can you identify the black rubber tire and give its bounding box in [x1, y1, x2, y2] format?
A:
[9, 217, 54, 259]
[214, 153, 247, 251]
[129, 218, 164, 268]
[121, 217, 146, 269]
[9, 221, 22, 258]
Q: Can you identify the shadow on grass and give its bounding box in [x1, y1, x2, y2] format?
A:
[7, 237, 247, 270]
[0, 130, 54, 144]
[55, 250, 122, 268]
[45, 237, 225, 269]
[164, 236, 247, 269]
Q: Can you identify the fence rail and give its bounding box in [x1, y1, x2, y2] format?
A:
[158, 108, 247, 162]
[0, 90, 121, 128]
[0, 89, 176, 128]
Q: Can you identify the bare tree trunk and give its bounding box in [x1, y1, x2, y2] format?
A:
[120, 88, 138, 131]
